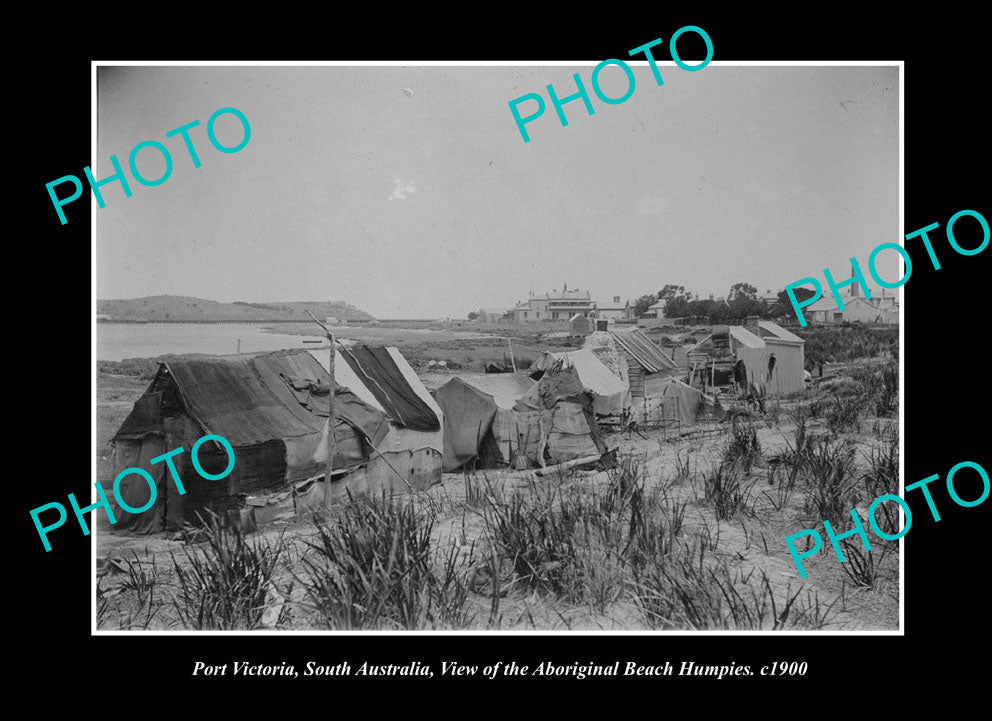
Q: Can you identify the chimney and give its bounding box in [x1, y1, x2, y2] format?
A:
[745, 315, 760, 335]
[850, 267, 860, 298]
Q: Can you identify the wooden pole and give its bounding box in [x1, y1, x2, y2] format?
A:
[507, 337, 517, 372]
[304, 311, 335, 509]
[325, 336, 335, 509]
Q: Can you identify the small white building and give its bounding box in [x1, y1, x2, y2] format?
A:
[805, 293, 899, 325]
[514, 285, 594, 323]
[642, 300, 667, 319]
[478, 307, 509, 323]
[594, 296, 630, 320]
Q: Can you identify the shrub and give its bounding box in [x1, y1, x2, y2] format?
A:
[849, 363, 898, 416]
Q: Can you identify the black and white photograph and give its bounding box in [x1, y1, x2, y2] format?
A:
[14, 13, 988, 698]
[92, 60, 901, 632]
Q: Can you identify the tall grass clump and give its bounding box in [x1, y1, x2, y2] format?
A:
[861, 439, 900, 535]
[762, 461, 803, 513]
[701, 463, 757, 521]
[172, 513, 285, 630]
[724, 418, 761, 473]
[482, 479, 603, 603]
[789, 405, 812, 458]
[632, 540, 837, 630]
[839, 539, 893, 590]
[480, 457, 686, 612]
[825, 395, 862, 434]
[301, 492, 472, 630]
[850, 362, 899, 417]
[802, 440, 860, 525]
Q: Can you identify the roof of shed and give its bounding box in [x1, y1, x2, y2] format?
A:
[757, 320, 804, 344]
[611, 329, 678, 372]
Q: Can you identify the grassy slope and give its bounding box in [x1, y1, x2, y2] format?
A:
[98, 295, 373, 322]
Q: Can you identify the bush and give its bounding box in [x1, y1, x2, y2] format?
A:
[849, 363, 898, 416]
[797, 326, 898, 365]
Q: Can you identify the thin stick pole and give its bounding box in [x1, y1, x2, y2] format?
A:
[507, 337, 517, 372]
[304, 310, 335, 509]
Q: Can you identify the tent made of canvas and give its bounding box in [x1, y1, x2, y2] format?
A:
[309, 345, 444, 499]
[529, 347, 630, 416]
[627, 375, 719, 429]
[435, 374, 542, 471]
[109, 349, 392, 533]
[514, 362, 607, 463]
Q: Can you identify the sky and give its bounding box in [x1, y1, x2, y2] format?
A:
[96, 64, 900, 318]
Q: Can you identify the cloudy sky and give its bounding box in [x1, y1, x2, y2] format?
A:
[97, 64, 899, 318]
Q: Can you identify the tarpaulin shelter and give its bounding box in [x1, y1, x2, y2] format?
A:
[528, 347, 630, 416]
[515, 362, 607, 463]
[435, 374, 542, 471]
[309, 346, 444, 500]
[109, 349, 391, 534]
[632, 376, 719, 429]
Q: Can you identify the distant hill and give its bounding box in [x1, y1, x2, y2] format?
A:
[97, 295, 374, 322]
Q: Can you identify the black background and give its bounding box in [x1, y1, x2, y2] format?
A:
[15, 8, 988, 703]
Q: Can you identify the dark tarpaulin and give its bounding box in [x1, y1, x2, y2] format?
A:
[515, 365, 590, 411]
[436, 377, 498, 472]
[161, 356, 321, 445]
[252, 351, 390, 447]
[340, 346, 440, 431]
[109, 350, 392, 527]
[113, 390, 163, 440]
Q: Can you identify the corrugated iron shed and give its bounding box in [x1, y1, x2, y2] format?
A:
[611, 329, 679, 373]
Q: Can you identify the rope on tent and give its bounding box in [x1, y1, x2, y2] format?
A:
[364, 439, 416, 493]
